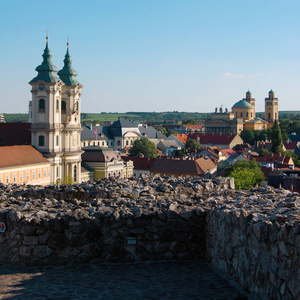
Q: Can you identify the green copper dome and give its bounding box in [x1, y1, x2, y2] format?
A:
[246, 90, 251, 94]
[232, 100, 253, 108]
[57, 45, 81, 86]
[30, 38, 59, 83]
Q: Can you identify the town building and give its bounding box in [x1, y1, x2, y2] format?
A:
[0, 145, 51, 185]
[81, 147, 133, 179]
[28, 36, 83, 184]
[149, 157, 217, 178]
[0, 114, 5, 123]
[81, 120, 166, 150]
[189, 133, 244, 149]
[205, 90, 278, 134]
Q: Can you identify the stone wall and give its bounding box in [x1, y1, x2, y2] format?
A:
[0, 175, 299, 299]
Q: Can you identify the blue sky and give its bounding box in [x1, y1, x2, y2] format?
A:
[1, 0, 300, 113]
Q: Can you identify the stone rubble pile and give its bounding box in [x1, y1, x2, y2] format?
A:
[0, 175, 299, 299]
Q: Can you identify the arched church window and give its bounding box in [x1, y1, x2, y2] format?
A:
[268, 113, 271, 119]
[56, 99, 59, 110]
[240, 112, 243, 118]
[76, 101, 79, 110]
[61, 101, 66, 113]
[126, 140, 129, 146]
[117, 140, 121, 146]
[246, 112, 248, 117]
[39, 99, 45, 112]
[38, 135, 45, 146]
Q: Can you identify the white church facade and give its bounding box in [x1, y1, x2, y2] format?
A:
[28, 36, 83, 184]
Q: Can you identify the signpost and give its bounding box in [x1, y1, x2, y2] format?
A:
[0, 222, 6, 233]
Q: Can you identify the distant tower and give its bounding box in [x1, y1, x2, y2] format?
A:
[265, 90, 278, 123]
[29, 36, 83, 183]
[245, 90, 255, 107]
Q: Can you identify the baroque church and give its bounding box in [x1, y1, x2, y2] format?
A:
[205, 90, 279, 135]
[28, 36, 83, 183]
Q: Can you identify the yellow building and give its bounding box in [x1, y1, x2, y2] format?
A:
[0, 145, 51, 185]
[81, 148, 133, 179]
[206, 91, 278, 134]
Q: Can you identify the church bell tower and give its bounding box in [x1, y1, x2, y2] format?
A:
[29, 36, 83, 183]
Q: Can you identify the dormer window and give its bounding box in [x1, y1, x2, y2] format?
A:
[39, 99, 45, 112]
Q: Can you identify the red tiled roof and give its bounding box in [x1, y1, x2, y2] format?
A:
[252, 154, 293, 165]
[0, 123, 31, 146]
[188, 133, 238, 145]
[122, 156, 156, 170]
[0, 145, 49, 169]
[173, 134, 188, 144]
[260, 166, 274, 179]
[283, 141, 298, 150]
[150, 157, 216, 175]
[221, 149, 237, 157]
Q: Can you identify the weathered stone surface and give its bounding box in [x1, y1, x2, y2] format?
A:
[0, 176, 299, 300]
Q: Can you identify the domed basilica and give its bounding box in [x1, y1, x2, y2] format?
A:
[205, 90, 279, 134]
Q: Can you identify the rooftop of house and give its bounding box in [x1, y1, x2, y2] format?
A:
[122, 156, 156, 170]
[82, 148, 121, 162]
[0, 145, 49, 169]
[172, 134, 188, 144]
[283, 141, 298, 150]
[188, 133, 241, 145]
[0, 123, 31, 146]
[150, 157, 216, 175]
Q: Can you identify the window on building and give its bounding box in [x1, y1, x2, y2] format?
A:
[56, 99, 59, 110]
[38, 169, 41, 179]
[20, 172, 23, 183]
[61, 101, 66, 113]
[39, 99, 45, 112]
[76, 101, 79, 110]
[13, 173, 16, 183]
[26, 171, 29, 181]
[32, 170, 35, 180]
[126, 140, 129, 146]
[268, 113, 271, 119]
[240, 112, 243, 118]
[56, 167, 59, 178]
[117, 140, 121, 146]
[0, 174, 2, 183]
[48, 168, 50, 177]
[246, 112, 248, 117]
[74, 165, 77, 182]
[38, 135, 45, 146]
[275, 113, 277, 119]
[56, 135, 59, 146]
[44, 169, 46, 178]
[6, 173, 9, 183]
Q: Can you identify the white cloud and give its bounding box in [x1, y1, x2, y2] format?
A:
[222, 72, 253, 79]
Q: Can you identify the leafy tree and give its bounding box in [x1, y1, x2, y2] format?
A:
[172, 149, 186, 157]
[167, 130, 179, 137]
[185, 139, 201, 151]
[156, 127, 167, 136]
[129, 137, 158, 158]
[259, 149, 271, 156]
[240, 129, 254, 145]
[223, 160, 265, 190]
[271, 120, 283, 154]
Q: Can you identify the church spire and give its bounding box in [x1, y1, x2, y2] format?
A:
[57, 39, 81, 86]
[30, 35, 59, 83]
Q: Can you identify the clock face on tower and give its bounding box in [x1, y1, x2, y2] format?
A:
[39, 83, 45, 91]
